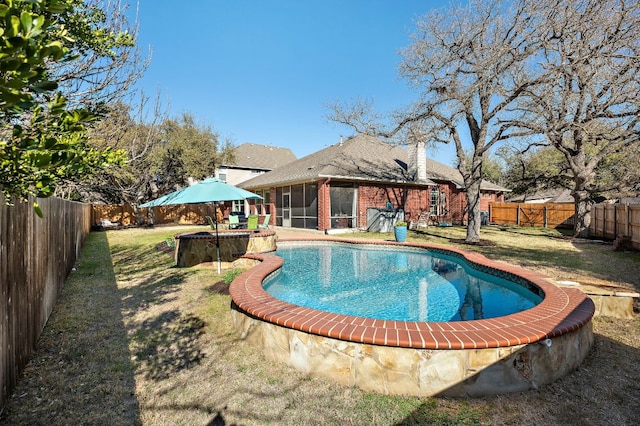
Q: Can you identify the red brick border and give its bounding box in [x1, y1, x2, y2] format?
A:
[229, 238, 595, 349]
[175, 229, 276, 239]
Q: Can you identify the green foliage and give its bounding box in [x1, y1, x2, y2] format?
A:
[64, 105, 236, 205]
[500, 146, 567, 196]
[1, 92, 125, 202]
[222, 268, 243, 284]
[394, 221, 407, 227]
[151, 112, 234, 183]
[0, 0, 70, 110]
[0, 0, 127, 207]
[460, 149, 507, 187]
[501, 141, 640, 200]
[62, 0, 136, 60]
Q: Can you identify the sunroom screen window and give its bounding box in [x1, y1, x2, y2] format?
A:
[330, 184, 357, 229]
[290, 183, 318, 229]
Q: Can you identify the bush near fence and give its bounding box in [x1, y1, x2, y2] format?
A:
[590, 203, 640, 250]
[489, 202, 576, 228]
[1, 197, 91, 409]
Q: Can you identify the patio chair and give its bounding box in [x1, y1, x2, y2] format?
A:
[206, 215, 215, 229]
[206, 215, 227, 230]
[228, 215, 240, 229]
[247, 215, 259, 230]
[414, 212, 429, 231]
[258, 213, 271, 229]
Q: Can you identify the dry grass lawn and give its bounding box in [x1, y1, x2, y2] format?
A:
[1, 225, 638, 425]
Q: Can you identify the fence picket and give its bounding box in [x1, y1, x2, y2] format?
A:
[489, 202, 575, 228]
[1, 198, 90, 409]
[589, 203, 640, 249]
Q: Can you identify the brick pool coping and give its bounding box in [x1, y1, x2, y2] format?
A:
[229, 238, 595, 350]
[175, 229, 276, 239]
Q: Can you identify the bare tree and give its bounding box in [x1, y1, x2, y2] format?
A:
[56, 91, 167, 204]
[50, 0, 151, 109]
[331, 0, 540, 243]
[509, 0, 640, 237]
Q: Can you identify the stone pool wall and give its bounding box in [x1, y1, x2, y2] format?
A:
[174, 230, 276, 268]
[231, 307, 593, 397]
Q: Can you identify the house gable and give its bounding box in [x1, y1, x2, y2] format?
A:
[218, 143, 297, 186]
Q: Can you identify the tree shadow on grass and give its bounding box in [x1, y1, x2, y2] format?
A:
[131, 311, 207, 381]
[122, 273, 186, 311]
[0, 232, 141, 425]
[413, 227, 640, 291]
[109, 234, 212, 382]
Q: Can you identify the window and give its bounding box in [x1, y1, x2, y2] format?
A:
[218, 167, 227, 183]
[430, 189, 439, 215]
[291, 185, 304, 217]
[275, 187, 283, 226]
[274, 185, 317, 229]
[330, 184, 357, 229]
[290, 183, 318, 229]
[254, 189, 270, 212]
[254, 191, 262, 210]
[304, 184, 317, 216]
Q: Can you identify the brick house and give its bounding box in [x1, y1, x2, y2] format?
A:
[217, 143, 297, 186]
[240, 134, 509, 231]
[215, 143, 297, 215]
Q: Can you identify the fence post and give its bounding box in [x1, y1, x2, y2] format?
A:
[599, 205, 604, 237]
[543, 205, 548, 228]
[516, 204, 520, 226]
[626, 204, 631, 237]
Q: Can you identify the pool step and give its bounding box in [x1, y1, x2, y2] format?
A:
[554, 280, 638, 319]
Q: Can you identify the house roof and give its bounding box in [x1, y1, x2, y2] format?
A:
[226, 143, 297, 170]
[239, 134, 510, 192]
[240, 134, 429, 188]
[507, 188, 574, 203]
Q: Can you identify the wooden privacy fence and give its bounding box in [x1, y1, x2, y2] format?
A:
[590, 203, 640, 249]
[489, 202, 576, 228]
[1, 197, 91, 409]
[91, 203, 217, 227]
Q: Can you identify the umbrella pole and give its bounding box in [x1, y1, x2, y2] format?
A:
[214, 203, 221, 274]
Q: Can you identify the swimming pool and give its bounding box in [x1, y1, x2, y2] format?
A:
[229, 238, 594, 397]
[264, 245, 542, 322]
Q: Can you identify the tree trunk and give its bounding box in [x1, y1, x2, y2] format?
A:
[573, 190, 592, 238]
[465, 180, 482, 243]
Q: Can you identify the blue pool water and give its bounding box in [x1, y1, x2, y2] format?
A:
[263, 244, 543, 322]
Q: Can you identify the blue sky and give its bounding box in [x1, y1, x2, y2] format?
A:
[133, 0, 458, 165]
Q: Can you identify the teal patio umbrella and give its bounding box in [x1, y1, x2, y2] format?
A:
[138, 178, 262, 273]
